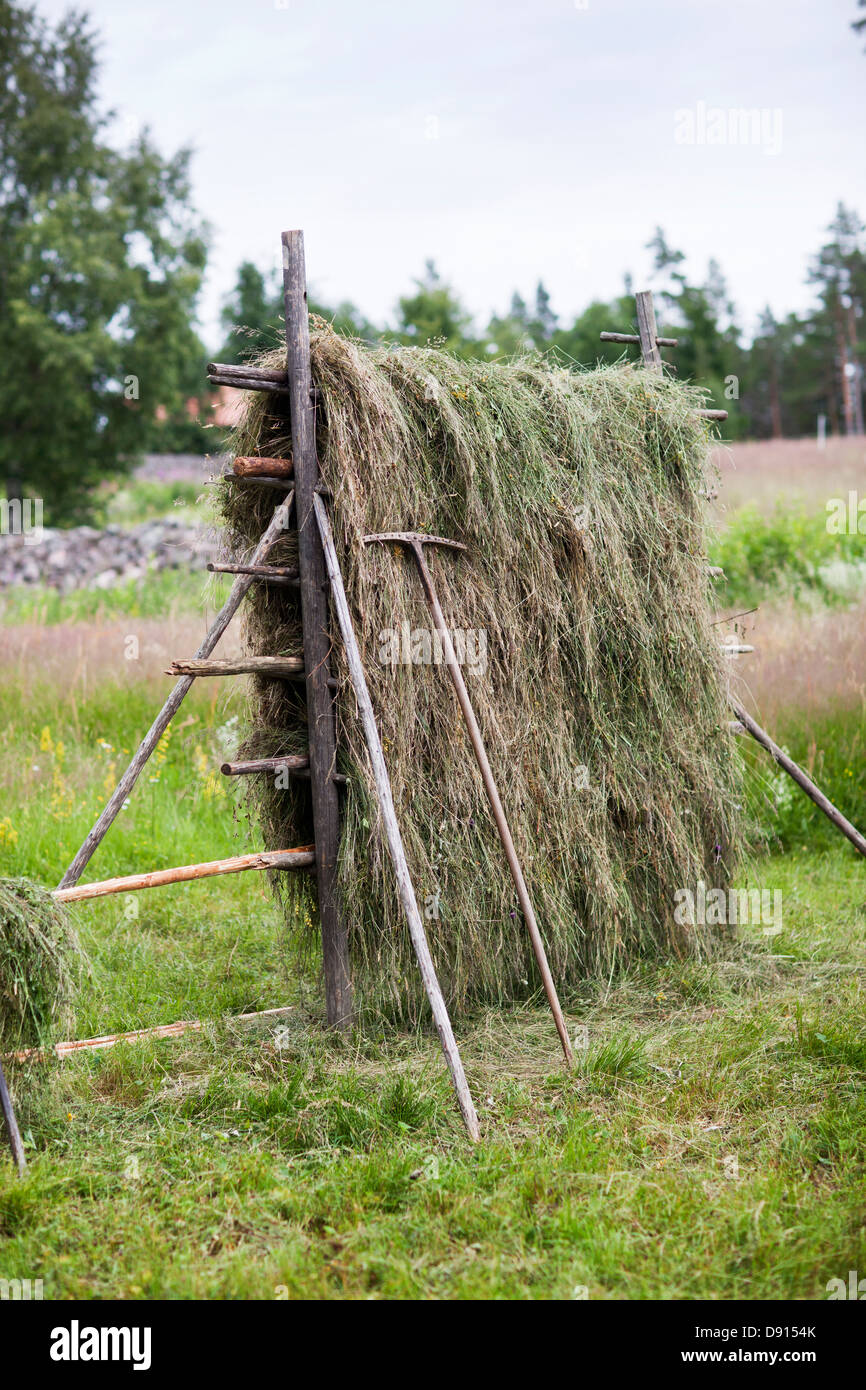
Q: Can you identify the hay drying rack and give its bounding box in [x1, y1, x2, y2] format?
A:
[3, 241, 865, 1172]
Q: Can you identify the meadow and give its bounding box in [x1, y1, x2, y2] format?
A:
[0, 440, 864, 1300]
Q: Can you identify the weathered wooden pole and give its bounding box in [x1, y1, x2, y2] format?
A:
[57, 492, 295, 889]
[0, 1058, 26, 1176]
[635, 290, 663, 372]
[313, 495, 480, 1140]
[282, 231, 352, 1029]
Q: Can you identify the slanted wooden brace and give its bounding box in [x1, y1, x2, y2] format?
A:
[600, 288, 728, 419]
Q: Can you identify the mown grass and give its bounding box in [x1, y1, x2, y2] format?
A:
[0, 846, 862, 1300]
[0, 633, 864, 1299]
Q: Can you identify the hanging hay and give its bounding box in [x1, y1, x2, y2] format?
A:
[218, 326, 741, 1023]
[0, 878, 78, 1051]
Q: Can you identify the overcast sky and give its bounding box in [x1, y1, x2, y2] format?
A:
[36, 0, 866, 347]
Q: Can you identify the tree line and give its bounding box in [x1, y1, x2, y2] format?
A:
[214, 207, 866, 445]
[1, 0, 864, 525]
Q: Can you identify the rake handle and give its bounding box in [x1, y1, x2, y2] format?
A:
[409, 542, 574, 1067]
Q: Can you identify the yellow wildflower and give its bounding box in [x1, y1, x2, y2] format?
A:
[155, 724, 172, 765]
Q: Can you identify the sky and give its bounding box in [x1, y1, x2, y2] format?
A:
[36, 0, 866, 348]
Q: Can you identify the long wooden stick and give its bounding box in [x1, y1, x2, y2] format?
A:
[10, 1006, 297, 1063]
[207, 362, 288, 383]
[54, 847, 315, 903]
[0, 1058, 26, 1176]
[313, 495, 480, 1141]
[283, 230, 351, 1030]
[57, 492, 293, 891]
[208, 373, 289, 395]
[600, 331, 679, 347]
[220, 471, 293, 491]
[730, 698, 866, 858]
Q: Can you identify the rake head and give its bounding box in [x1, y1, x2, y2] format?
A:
[363, 530, 467, 554]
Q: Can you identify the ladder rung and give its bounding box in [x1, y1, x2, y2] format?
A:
[167, 657, 304, 679]
[221, 755, 310, 776]
[233, 456, 293, 479]
[220, 470, 293, 491]
[208, 562, 299, 587]
[53, 847, 316, 902]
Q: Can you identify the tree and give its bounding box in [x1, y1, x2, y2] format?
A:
[215, 261, 283, 363]
[394, 260, 477, 354]
[216, 260, 379, 364]
[551, 294, 640, 367]
[0, 1, 208, 523]
[854, 0, 866, 47]
[532, 281, 557, 341]
[806, 203, 866, 435]
[644, 230, 745, 432]
[485, 291, 534, 356]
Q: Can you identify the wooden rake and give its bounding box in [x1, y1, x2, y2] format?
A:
[364, 529, 574, 1067]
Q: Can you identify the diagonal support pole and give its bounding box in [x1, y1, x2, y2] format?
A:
[57, 491, 294, 889]
[730, 698, 866, 858]
[0, 1058, 26, 1177]
[313, 496, 480, 1140]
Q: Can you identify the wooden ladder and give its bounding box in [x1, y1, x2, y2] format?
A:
[57, 232, 352, 1029]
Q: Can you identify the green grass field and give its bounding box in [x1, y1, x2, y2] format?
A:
[1, 460, 864, 1300]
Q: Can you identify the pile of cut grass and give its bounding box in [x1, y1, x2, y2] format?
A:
[218, 327, 740, 1023]
[0, 878, 78, 1051]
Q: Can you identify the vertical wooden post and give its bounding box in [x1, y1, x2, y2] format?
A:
[635, 290, 663, 373]
[281, 230, 352, 1028]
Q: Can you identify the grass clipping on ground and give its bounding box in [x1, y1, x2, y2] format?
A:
[0, 878, 77, 1051]
[219, 325, 740, 1023]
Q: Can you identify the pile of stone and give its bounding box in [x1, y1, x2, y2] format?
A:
[0, 518, 219, 592]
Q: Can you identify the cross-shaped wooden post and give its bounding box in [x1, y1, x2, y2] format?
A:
[600, 289, 728, 420]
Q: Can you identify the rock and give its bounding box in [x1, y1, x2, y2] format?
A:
[91, 569, 120, 590]
[0, 516, 219, 592]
